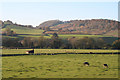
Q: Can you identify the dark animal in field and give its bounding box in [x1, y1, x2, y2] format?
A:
[103, 64, 108, 68]
[84, 62, 89, 66]
[26, 49, 34, 54]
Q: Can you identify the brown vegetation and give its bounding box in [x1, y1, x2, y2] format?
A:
[37, 19, 119, 36]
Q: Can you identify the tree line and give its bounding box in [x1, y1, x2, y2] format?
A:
[2, 33, 120, 49]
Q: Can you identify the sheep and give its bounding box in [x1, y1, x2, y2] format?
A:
[83, 62, 90, 66]
[103, 64, 108, 68]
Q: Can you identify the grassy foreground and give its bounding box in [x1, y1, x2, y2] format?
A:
[2, 49, 119, 54]
[2, 54, 118, 78]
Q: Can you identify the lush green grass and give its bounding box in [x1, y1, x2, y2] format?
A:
[2, 49, 119, 54]
[2, 54, 118, 78]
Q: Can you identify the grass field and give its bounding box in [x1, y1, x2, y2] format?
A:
[2, 24, 44, 38]
[58, 34, 111, 38]
[2, 25, 44, 35]
[2, 54, 118, 78]
[2, 49, 119, 54]
[2, 34, 113, 39]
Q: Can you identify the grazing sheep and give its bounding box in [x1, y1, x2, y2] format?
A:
[103, 64, 108, 68]
[84, 62, 89, 66]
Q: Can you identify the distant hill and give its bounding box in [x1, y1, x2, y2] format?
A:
[37, 20, 63, 29]
[37, 19, 119, 37]
[2, 20, 34, 29]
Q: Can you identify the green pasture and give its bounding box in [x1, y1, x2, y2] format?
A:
[2, 24, 44, 35]
[2, 49, 119, 54]
[2, 54, 118, 78]
[3, 34, 112, 39]
[2, 24, 44, 38]
[58, 34, 112, 38]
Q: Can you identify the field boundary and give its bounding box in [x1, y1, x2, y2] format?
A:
[1, 78, 119, 80]
[1, 52, 120, 57]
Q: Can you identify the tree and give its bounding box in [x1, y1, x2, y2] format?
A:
[69, 37, 106, 49]
[4, 28, 16, 36]
[52, 33, 58, 39]
[74, 37, 95, 49]
[60, 39, 72, 49]
[51, 33, 62, 48]
[112, 39, 120, 49]
[95, 38, 105, 49]
[21, 37, 34, 48]
[2, 38, 22, 48]
[37, 36, 47, 48]
[68, 37, 78, 49]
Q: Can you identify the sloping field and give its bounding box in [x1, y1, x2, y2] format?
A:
[2, 25, 44, 35]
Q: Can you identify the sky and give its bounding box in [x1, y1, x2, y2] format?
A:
[0, 1, 118, 27]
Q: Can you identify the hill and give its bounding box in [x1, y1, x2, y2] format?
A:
[37, 20, 63, 29]
[37, 19, 119, 37]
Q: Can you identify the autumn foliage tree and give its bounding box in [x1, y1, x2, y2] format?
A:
[112, 39, 120, 49]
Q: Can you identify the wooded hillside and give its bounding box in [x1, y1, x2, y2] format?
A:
[37, 19, 119, 36]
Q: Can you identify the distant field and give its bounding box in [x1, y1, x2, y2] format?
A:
[2, 49, 119, 54]
[2, 25, 44, 35]
[58, 34, 112, 38]
[2, 54, 118, 78]
[2, 24, 44, 38]
[2, 34, 113, 39]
